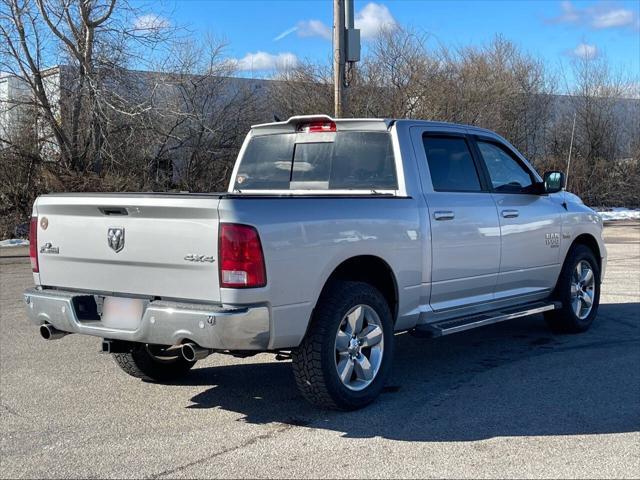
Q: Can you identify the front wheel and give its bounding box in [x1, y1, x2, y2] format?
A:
[545, 244, 601, 333]
[292, 280, 394, 410]
[112, 344, 196, 382]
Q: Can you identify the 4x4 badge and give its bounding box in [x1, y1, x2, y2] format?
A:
[184, 254, 215, 263]
[107, 227, 125, 253]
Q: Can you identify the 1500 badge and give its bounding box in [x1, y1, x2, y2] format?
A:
[545, 233, 560, 247]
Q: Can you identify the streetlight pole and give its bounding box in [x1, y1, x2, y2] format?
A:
[345, 0, 354, 29]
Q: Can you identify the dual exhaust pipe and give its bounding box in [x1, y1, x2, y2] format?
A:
[180, 343, 213, 362]
[99, 339, 213, 362]
[39, 324, 69, 340]
[41, 325, 212, 362]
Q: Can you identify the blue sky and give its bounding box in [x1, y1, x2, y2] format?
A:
[138, 1, 640, 85]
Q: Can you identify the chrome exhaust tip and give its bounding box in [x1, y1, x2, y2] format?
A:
[181, 343, 212, 362]
[40, 324, 68, 340]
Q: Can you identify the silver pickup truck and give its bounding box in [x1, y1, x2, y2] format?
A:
[24, 115, 606, 410]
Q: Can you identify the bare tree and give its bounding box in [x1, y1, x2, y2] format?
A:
[0, 0, 171, 171]
[548, 55, 640, 206]
[354, 27, 434, 118]
[126, 36, 270, 191]
[270, 59, 333, 118]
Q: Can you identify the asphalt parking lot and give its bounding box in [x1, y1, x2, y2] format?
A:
[1, 223, 639, 479]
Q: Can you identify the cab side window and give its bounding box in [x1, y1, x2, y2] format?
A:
[423, 135, 482, 192]
[476, 141, 535, 193]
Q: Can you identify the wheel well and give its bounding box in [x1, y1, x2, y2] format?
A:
[321, 255, 399, 322]
[572, 234, 602, 269]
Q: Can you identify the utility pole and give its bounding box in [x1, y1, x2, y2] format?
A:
[333, 0, 345, 118]
[333, 0, 360, 118]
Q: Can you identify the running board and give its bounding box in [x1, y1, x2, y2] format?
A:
[413, 301, 559, 337]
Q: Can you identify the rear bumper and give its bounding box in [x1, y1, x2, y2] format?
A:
[23, 288, 270, 350]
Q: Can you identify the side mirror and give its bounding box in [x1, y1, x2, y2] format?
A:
[543, 171, 565, 194]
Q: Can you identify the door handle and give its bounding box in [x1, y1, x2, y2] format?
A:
[501, 209, 519, 218]
[433, 210, 455, 221]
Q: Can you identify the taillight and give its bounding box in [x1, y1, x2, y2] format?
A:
[29, 216, 39, 273]
[219, 224, 266, 288]
[297, 121, 336, 133]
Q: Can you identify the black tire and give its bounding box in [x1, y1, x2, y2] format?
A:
[112, 344, 196, 382]
[292, 280, 394, 410]
[545, 244, 601, 333]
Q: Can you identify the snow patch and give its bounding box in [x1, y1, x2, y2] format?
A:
[594, 207, 640, 221]
[0, 239, 29, 247]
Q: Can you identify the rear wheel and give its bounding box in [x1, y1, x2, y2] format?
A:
[545, 244, 600, 333]
[292, 280, 394, 410]
[112, 344, 196, 382]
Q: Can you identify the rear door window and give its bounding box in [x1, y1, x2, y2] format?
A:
[422, 135, 482, 192]
[235, 131, 397, 191]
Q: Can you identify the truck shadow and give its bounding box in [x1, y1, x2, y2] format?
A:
[182, 302, 640, 442]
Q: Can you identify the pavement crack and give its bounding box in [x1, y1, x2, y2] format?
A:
[149, 423, 295, 478]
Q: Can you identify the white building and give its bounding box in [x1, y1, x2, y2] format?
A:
[0, 72, 34, 146]
[0, 66, 275, 178]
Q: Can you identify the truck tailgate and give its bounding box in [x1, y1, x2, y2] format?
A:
[34, 194, 222, 302]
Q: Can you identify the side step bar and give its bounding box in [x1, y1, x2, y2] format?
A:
[413, 301, 560, 337]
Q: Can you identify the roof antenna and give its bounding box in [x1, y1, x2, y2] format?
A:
[273, 114, 282, 122]
[565, 112, 577, 190]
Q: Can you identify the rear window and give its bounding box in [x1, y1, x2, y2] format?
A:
[234, 131, 397, 191]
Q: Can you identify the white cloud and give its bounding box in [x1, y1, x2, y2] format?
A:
[591, 8, 635, 29]
[554, 0, 580, 23]
[234, 51, 298, 71]
[572, 43, 597, 59]
[133, 13, 170, 31]
[355, 2, 397, 38]
[297, 20, 332, 40]
[549, 1, 637, 30]
[274, 2, 396, 42]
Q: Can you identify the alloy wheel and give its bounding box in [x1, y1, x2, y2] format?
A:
[571, 260, 596, 320]
[334, 304, 384, 391]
